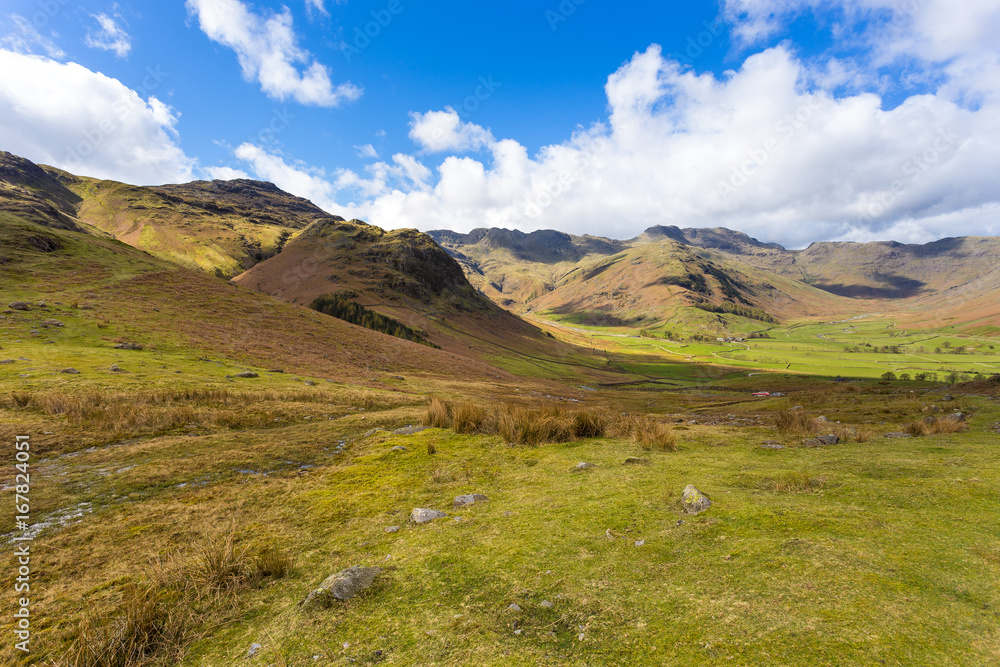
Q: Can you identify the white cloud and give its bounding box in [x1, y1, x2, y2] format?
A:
[408, 108, 494, 153]
[306, 0, 328, 16]
[0, 50, 194, 184]
[354, 143, 378, 159]
[222, 3, 1000, 248]
[84, 9, 132, 58]
[234, 143, 341, 210]
[204, 165, 250, 180]
[1, 14, 65, 59]
[185, 0, 360, 107]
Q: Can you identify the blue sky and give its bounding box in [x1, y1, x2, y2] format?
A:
[2, 0, 999, 247]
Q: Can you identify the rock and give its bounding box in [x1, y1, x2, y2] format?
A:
[410, 508, 447, 523]
[108, 363, 126, 373]
[234, 371, 258, 378]
[9, 302, 29, 311]
[623, 457, 650, 465]
[948, 412, 966, 422]
[362, 428, 387, 438]
[41, 319, 63, 327]
[790, 405, 804, 411]
[942, 395, 954, 401]
[0, 359, 15, 364]
[540, 600, 554, 608]
[676, 519, 686, 526]
[392, 425, 426, 435]
[509, 603, 521, 612]
[453, 493, 488, 508]
[301, 566, 382, 607]
[390, 446, 407, 452]
[922, 405, 940, 413]
[113, 342, 143, 350]
[385, 526, 400, 533]
[885, 432, 912, 439]
[760, 443, 785, 450]
[635, 539, 646, 547]
[304, 380, 316, 386]
[247, 643, 262, 658]
[817, 434, 839, 445]
[573, 462, 595, 470]
[60, 368, 80, 374]
[687, 420, 698, 425]
[681, 484, 711, 514]
[816, 416, 828, 423]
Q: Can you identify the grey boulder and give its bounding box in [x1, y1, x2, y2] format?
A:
[410, 508, 447, 523]
[453, 493, 488, 508]
[681, 484, 711, 514]
[301, 566, 382, 608]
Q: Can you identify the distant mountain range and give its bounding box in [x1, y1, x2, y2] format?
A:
[2, 149, 999, 343]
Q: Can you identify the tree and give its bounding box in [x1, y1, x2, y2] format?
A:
[899, 372, 911, 380]
[881, 371, 897, 380]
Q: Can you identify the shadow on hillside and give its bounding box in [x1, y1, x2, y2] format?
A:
[813, 272, 927, 299]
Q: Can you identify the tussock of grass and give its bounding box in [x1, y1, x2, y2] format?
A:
[611, 413, 677, 452]
[2, 388, 396, 444]
[904, 417, 969, 436]
[56, 532, 291, 666]
[775, 410, 820, 435]
[422, 399, 611, 446]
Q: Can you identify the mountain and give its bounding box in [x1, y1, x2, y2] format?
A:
[0, 150, 330, 276]
[429, 225, 1000, 333]
[233, 218, 591, 365]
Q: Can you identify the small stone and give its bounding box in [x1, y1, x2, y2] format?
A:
[301, 566, 382, 607]
[687, 419, 698, 425]
[0, 359, 14, 364]
[942, 395, 954, 401]
[234, 371, 258, 378]
[885, 432, 912, 439]
[453, 493, 488, 508]
[304, 380, 316, 386]
[790, 405, 804, 411]
[41, 319, 63, 327]
[247, 642, 262, 658]
[113, 342, 143, 350]
[385, 526, 400, 533]
[578, 633, 585, 641]
[390, 446, 407, 452]
[108, 363, 126, 373]
[635, 539, 645, 547]
[410, 508, 447, 524]
[676, 520, 685, 526]
[509, 603, 521, 612]
[540, 600, 554, 608]
[816, 416, 828, 422]
[948, 412, 966, 422]
[9, 302, 29, 311]
[681, 484, 711, 514]
[60, 368, 80, 374]
[760, 442, 784, 449]
[623, 457, 650, 465]
[392, 425, 427, 435]
[362, 428, 387, 438]
[574, 461, 595, 470]
[816, 434, 839, 445]
[922, 416, 937, 425]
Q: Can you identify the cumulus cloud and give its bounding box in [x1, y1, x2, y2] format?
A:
[409, 108, 494, 153]
[84, 8, 132, 58]
[223, 3, 1000, 247]
[354, 143, 378, 159]
[204, 165, 250, 180]
[185, 0, 360, 107]
[1, 14, 65, 59]
[0, 50, 194, 184]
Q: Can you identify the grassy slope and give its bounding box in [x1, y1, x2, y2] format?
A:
[233, 219, 615, 384]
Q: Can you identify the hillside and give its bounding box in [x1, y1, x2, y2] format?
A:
[233, 219, 604, 372]
[0, 151, 331, 276]
[430, 225, 1000, 333]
